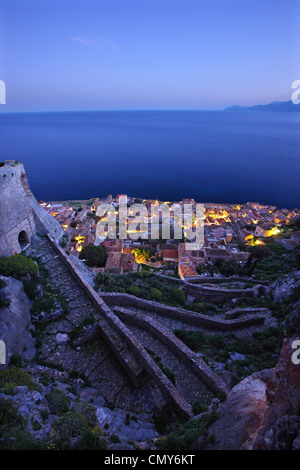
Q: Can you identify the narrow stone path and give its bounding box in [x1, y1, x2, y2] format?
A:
[27, 237, 165, 414]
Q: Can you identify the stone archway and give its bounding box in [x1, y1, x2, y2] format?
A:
[18, 230, 29, 250]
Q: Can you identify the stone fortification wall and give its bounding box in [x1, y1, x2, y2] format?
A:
[0, 161, 62, 257]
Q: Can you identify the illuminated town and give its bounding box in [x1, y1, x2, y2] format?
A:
[39, 196, 300, 279]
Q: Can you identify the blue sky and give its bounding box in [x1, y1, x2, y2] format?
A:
[0, 0, 299, 111]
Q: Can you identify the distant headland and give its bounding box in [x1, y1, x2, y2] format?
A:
[224, 100, 300, 112]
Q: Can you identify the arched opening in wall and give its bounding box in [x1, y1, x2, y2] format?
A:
[18, 231, 29, 250]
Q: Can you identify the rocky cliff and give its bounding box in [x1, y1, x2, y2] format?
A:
[208, 328, 300, 450]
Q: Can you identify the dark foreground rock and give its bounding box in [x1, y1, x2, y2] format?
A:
[208, 336, 300, 450]
[0, 276, 36, 367]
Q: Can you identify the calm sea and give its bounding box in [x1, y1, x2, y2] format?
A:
[0, 110, 299, 208]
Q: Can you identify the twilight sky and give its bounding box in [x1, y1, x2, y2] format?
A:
[0, 0, 299, 111]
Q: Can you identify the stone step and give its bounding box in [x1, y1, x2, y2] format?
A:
[114, 306, 229, 397]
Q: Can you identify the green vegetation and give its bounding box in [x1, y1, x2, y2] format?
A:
[74, 428, 106, 450]
[0, 364, 106, 450]
[0, 255, 38, 279]
[23, 278, 39, 300]
[60, 234, 68, 247]
[87, 212, 100, 222]
[150, 288, 163, 301]
[146, 348, 176, 385]
[46, 389, 70, 416]
[156, 410, 219, 450]
[252, 244, 300, 281]
[174, 325, 284, 383]
[0, 368, 40, 393]
[68, 315, 95, 347]
[131, 247, 155, 260]
[31, 291, 60, 316]
[51, 404, 106, 450]
[189, 302, 218, 316]
[211, 259, 244, 276]
[192, 401, 208, 415]
[172, 288, 186, 305]
[29, 261, 68, 320]
[79, 244, 107, 268]
[95, 270, 191, 309]
[0, 398, 47, 450]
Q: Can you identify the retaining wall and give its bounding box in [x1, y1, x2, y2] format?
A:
[100, 292, 266, 331]
[114, 306, 229, 395]
[46, 235, 193, 418]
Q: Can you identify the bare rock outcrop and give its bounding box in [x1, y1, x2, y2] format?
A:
[208, 369, 272, 449]
[253, 336, 300, 449]
[0, 275, 36, 367]
[208, 336, 300, 450]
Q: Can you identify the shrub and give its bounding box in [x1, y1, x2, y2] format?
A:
[182, 428, 199, 448]
[74, 429, 106, 450]
[213, 259, 242, 276]
[53, 410, 93, 449]
[126, 286, 142, 297]
[172, 288, 186, 305]
[46, 389, 69, 416]
[150, 288, 163, 301]
[174, 330, 205, 351]
[192, 302, 218, 314]
[0, 255, 38, 279]
[79, 244, 107, 268]
[192, 401, 208, 415]
[0, 399, 47, 449]
[0, 397, 25, 429]
[0, 368, 39, 392]
[31, 293, 55, 315]
[23, 279, 39, 300]
[154, 402, 175, 433]
[207, 335, 224, 349]
[95, 271, 116, 289]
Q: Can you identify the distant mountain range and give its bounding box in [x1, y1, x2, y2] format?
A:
[224, 100, 300, 112]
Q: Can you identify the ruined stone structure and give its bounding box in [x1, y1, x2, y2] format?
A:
[0, 160, 63, 257]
